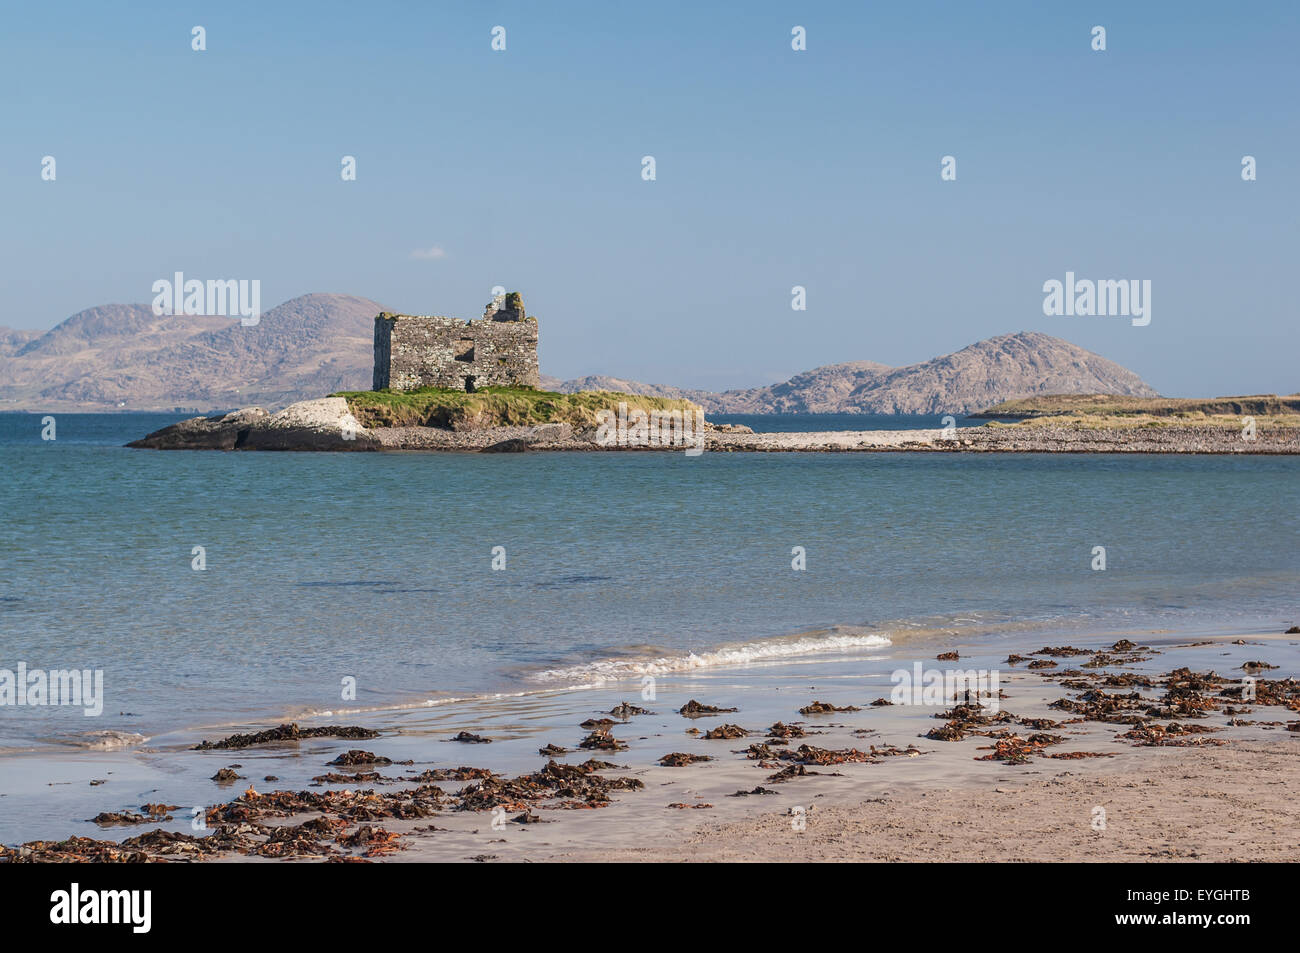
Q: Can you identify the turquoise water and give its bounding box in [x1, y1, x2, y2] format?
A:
[0, 412, 1297, 750]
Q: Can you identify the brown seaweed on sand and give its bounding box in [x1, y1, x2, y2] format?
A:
[609, 702, 651, 717]
[328, 750, 392, 766]
[868, 744, 923, 758]
[578, 728, 628, 751]
[312, 771, 393, 785]
[1050, 689, 1149, 724]
[91, 807, 171, 826]
[446, 731, 492, 744]
[1045, 750, 1118, 759]
[538, 743, 568, 756]
[975, 733, 1064, 764]
[779, 744, 875, 765]
[765, 764, 823, 782]
[1219, 676, 1300, 710]
[937, 703, 1014, 727]
[1016, 717, 1062, 730]
[458, 760, 643, 811]
[659, 752, 713, 767]
[926, 724, 968, 741]
[255, 818, 346, 859]
[1101, 673, 1158, 688]
[336, 824, 402, 857]
[679, 699, 738, 717]
[1081, 654, 1121, 668]
[703, 724, 749, 740]
[32, 761, 645, 861]
[193, 723, 379, 751]
[1, 835, 163, 863]
[1118, 722, 1224, 746]
[767, 721, 807, 738]
[406, 766, 493, 782]
[798, 700, 862, 714]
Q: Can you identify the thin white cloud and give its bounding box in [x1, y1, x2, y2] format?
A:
[409, 245, 447, 260]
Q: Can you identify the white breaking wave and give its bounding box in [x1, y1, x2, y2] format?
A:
[527, 630, 893, 684]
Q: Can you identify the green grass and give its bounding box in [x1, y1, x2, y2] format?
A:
[975, 393, 1300, 419]
[986, 412, 1300, 431]
[331, 385, 703, 430]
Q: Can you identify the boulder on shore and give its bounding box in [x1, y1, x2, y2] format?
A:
[128, 397, 379, 451]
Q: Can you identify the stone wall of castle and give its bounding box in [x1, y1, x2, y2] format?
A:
[372, 294, 540, 392]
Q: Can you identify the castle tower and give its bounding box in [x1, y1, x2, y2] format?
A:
[373, 292, 540, 392]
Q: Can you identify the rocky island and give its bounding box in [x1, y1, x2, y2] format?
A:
[126, 291, 1300, 454]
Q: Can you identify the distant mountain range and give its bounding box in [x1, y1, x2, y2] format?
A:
[1, 294, 1157, 414]
[541, 331, 1157, 414]
[0, 294, 382, 412]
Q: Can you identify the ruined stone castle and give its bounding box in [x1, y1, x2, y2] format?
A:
[372, 292, 540, 392]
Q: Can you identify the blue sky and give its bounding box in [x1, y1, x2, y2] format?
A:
[2, 1, 1296, 395]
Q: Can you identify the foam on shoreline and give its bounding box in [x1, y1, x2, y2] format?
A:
[526, 629, 894, 684]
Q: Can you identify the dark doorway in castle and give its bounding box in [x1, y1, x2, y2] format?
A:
[464, 375, 477, 393]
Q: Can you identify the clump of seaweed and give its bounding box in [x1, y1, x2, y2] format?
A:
[609, 702, 651, 717]
[1118, 722, 1224, 746]
[578, 728, 627, 751]
[798, 700, 861, 714]
[329, 750, 392, 766]
[703, 724, 748, 740]
[778, 744, 875, 765]
[679, 699, 737, 717]
[193, 723, 380, 751]
[659, 752, 712, 767]
[767, 722, 806, 738]
[446, 731, 492, 744]
[975, 733, 1064, 764]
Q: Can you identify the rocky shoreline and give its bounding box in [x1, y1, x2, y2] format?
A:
[127, 398, 1300, 454]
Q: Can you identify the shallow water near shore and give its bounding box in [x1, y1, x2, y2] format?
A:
[0, 412, 1297, 764]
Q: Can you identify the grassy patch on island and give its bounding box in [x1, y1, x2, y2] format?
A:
[975, 393, 1300, 431]
[975, 393, 1300, 419]
[332, 386, 703, 431]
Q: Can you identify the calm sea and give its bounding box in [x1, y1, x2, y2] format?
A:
[0, 412, 1296, 751]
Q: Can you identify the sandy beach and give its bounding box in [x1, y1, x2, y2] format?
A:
[543, 741, 1300, 863]
[4, 627, 1296, 863]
